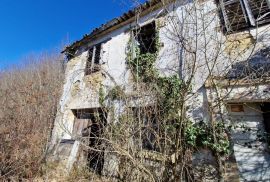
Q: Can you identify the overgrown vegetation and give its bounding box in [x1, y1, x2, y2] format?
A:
[128, 31, 230, 155]
[2, 0, 267, 181]
[0, 53, 64, 180]
[95, 27, 231, 181]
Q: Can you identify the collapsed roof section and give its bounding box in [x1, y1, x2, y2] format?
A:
[63, 0, 163, 56]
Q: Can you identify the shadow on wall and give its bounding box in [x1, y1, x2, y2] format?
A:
[226, 47, 270, 79]
[235, 147, 270, 181]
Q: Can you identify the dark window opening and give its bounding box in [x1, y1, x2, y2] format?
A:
[133, 107, 161, 152]
[85, 43, 102, 75]
[261, 103, 270, 145]
[94, 44, 102, 64]
[133, 22, 157, 54]
[218, 0, 270, 32]
[142, 112, 159, 151]
[72, 108, 107, 174]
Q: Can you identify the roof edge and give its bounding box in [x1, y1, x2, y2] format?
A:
[62, 0, 171, 54]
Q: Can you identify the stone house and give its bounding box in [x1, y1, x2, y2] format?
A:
[50, 0, 270, 181]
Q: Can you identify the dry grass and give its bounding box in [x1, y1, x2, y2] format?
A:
[0, 53, 65, 180]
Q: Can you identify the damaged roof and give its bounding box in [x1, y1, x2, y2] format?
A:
[63, 0, 163, 54]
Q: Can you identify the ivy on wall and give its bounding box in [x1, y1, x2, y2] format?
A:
[99, 24, 231, 171]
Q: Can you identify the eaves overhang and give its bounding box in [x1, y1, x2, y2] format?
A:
[62, 0, 166, 54]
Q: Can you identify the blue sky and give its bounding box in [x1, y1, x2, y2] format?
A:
[0, 0, 144, 69]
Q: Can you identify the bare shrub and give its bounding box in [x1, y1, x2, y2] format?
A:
[0, 53, 65, 180]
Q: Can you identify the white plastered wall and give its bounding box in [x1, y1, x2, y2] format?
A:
[50, 0, 270, 179]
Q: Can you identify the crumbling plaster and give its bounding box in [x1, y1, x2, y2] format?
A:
[51, 0, 270, 180]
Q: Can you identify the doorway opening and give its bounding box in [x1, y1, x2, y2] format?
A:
[261, 102, 270, 145]
[72, 108, 107, 174]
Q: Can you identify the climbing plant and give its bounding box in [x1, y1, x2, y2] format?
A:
[96, 23, 231, 181]
[126, 27, 230, 155]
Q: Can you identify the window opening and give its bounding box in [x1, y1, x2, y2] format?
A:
[219, 0, 270, 32]
[261, 103, 270, 145]
[85, 43, 103, 75]
[133, 21, 157, 54]
[133, 106, 161, 152]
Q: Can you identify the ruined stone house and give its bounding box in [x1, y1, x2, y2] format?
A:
[50, 0, 270, 181]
